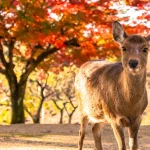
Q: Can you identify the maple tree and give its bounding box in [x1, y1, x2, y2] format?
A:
[0, 0, 149, 123]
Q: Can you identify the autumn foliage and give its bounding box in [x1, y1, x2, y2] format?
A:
[0, 1, 150, 68]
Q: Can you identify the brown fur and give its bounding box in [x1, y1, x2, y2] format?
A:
[75, 21, 150, 150]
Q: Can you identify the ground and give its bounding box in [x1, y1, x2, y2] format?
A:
[0, 124, 149, 150]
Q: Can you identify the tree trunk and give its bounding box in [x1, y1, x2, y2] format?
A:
[68, 114, 72, 124]
[67, 108, 77, 124]
[8, 75, 27, 124]
[11, 95, 25, 124]
[33, 98, 45, 123]
[34, 115, 40, 123]
[59, 109, 63, 124]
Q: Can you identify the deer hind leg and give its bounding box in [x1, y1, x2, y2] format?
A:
[111, 123, 126, 150]
[78, 116, 89, 150]
[128, 116, 141, 150]
[92, 123, 103, 150]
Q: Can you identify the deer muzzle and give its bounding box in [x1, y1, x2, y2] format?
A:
[128, 59, 138, 69]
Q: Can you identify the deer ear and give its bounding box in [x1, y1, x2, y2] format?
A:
[145, 35, 150, 45]
[112, 21, 128, 44]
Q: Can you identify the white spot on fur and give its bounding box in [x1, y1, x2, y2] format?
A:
[88, 116, 107, 123]
[129, 68, 133, 72]
[135, 68, 139, 72]
[89, 116, 100, 123]
[129, 67, 140, 75]
[129, 138, 134, 147]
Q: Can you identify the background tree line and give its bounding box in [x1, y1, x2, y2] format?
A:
[0, 66, 77, 124]
[0, 0, 150, 124]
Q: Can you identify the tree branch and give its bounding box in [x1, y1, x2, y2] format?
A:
[64, 102, 70, 115]
[24, 105, 34, 122]
[28, 86, 41, 99]
[8, 38, 15, 67]
[0, 41, 8, 68]
[19, 38, 80, 85]
[64, 38, 80, 47]
[19, 47, 58, 85]
[43, 72, 49, 89]
[0, 103, 11, 107]
[0, 67, 5, 74]
[45, 91, 55, 99]
[51, 99, 61, 110]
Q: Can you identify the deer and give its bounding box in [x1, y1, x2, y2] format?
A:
[74, 21, 150, 150]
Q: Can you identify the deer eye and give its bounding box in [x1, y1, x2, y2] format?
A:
[143, 48, 148, 53]
[122, 47, 126, 52]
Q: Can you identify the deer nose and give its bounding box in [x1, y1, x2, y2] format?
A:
[128, 60, 138, 68]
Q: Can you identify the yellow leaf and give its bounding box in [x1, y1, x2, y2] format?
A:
[97, 39, 105, 46]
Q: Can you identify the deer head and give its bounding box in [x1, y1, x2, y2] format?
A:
[113, 21, 150, 75]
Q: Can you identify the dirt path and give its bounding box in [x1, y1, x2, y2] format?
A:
[0, 124, 149, 150]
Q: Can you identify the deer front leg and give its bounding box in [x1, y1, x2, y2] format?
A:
[111, 123, 126, 150]
[92, 123, 104, 150]
[128, 116, 141, 150]
[78, 116, 89, 150]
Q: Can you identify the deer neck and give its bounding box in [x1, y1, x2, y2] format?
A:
[121, 69, 146, 101]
